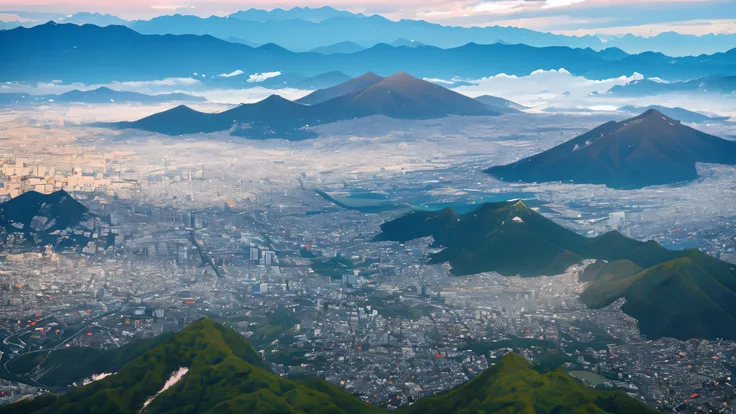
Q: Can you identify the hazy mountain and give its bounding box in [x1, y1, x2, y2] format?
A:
[317, 72, 492, 119]
[0, 87, 205, 106]
[113, 72, 498, 139]
[595, 47, 630, 61]
[0, 318, 382, 414]
[608, 75, 736, 96]
[292, 71, 353, 90]
[297, 72, 384, 105]
[602, 31, 736, 57]
[3, 23, 735, 83]
[125, 11, 736, 56]
[0, 190, 99, 250]
[309, 41, 366, 54]
[374, 199, 736, 340]
[486, 109, 736, 189]
[397, 352, 654, 414]
[228, 6, 362, 23]
[474, 95, 527, 114]
[618, 105, 728, 123]
[390, 38, 426, 48]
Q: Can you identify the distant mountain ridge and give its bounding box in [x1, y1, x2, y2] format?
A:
[0, 87, 205, 106]
[34, 8, 736, 56]
[608, 75, 736, 96]
[374, 199, 736, 340]
[2, 23, 735, 83]
[617, 105, 728, 123]
[486, 109, 736, 189]
[109, 72, 500, 139]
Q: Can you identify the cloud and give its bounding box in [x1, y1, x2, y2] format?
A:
[552, 18, 736, 36]
[217, 69, 244, 78]
[544, 0, 587, 8]
[450, 68, 644, 106]
[246, 71, 282, 83]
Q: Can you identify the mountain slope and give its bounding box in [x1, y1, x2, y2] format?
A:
[474, 95, 526, 114]
[581, 251, 736, 340]
[114, 72, 498, 139]
[486, 109, 736, 189]
[617, 105, 728, 123]
[296, 72, 384, 105]
[321, 72, 493, 119]
[396, 352, 654, 414]
[375, 200, 736, 340]
[0, 319, 382, 414]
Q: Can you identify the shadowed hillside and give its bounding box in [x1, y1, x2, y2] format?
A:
[486, 109, 736, 189]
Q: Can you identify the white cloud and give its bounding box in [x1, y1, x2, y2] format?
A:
[246, 71, 282, 83]
[544, 0, 587, 8]
[217, 70, 244, 78]
[552, 19, 736, 36]
[450, 68, 644, 108]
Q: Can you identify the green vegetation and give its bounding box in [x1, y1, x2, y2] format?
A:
[365, 296, 433, 321]
[581, 251, 736, 340]
[396, 353, 655, 414]
[375, 200, 736, 340]
[6, 334, 172, 387]
[0, 319, 382, 414]
[2, 322, 659, 414]
[310, 254, 356, 279]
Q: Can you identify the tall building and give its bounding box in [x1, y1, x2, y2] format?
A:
[249, 247, 260, 262]
[263, 250, 276, 267]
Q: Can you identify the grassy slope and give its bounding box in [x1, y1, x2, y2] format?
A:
[0, 319, 382, 414]
[581, 255, 736, 340]
[396, 353, 655, 414]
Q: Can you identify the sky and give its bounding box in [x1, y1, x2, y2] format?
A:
[0, 0, 735, 35]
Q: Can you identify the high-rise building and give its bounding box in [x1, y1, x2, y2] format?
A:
[249, 247, 260, 262]
[263, 250, 276, 267]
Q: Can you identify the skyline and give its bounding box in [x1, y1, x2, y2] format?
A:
[0, 0, 735, 36]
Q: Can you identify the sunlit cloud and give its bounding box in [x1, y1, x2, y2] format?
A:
[553, 18, 736, 36]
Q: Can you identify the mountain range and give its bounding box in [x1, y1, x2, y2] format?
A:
[486, 109, 736, 189]
[4, 7, 735, 56]
[2, 23, 735, 84]
[608, 75, 736, 96]
[108, 72, 499, 139]
[0, 87, 205, 106]
[617, 105, 729, 123]
[0, 318, 652, 414]
[374, 199, 736, 340]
